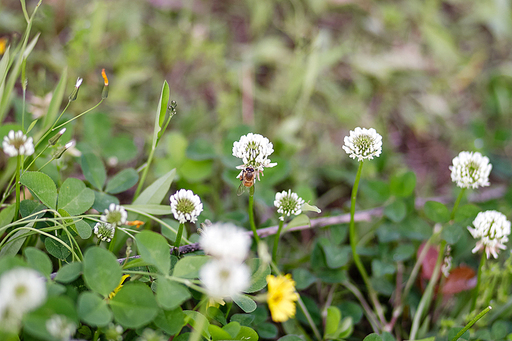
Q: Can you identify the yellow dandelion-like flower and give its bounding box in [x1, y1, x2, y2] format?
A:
[266, 274, 299, 322]
[108, 275, 130, 300]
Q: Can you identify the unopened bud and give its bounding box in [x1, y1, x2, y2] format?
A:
[54, 140, 75, 159]
[48, 128, 66, 146]
[101, 69, 109, 99]
[69, 77, 83, 101]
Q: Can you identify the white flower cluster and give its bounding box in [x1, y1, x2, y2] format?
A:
[93, 222, 115, 242]
[0, 268, 47, 330]
[450, 151, 492, 189]
[102, 203, 127, 227]
[46, 314, 76, 341]
[441, 245, 452, 278]
[2, 130, 34, 157]
[468, 210, 511, 259]
[199, 223, 251, 303]
[104, 323, 124, 341]
[169, 189, 203, 224]
[342, 127, 382, 162]
[137, 328, 167, 341]
[232, 133, 277, 181]
[274, 190, 305, 221]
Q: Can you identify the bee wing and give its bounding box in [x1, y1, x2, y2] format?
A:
[237, 182, 246, 196]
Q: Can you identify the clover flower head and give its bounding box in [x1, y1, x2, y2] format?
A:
[170, 189, 203, 224]
[104, 323, 124, 341]
[137, 328, 167, 341]
[199, 260, 250, 302]
[93, 222, 115, 242]
[199, 222, 251, 262]
[2, 130, 34, 157]
[233, 133, 277, 181]
[342, 127, 382, 161]
[101, 204, 127, 227]
[266, 274, 299, 322]
[442, 245, 452, 278]
[46, 315, 76, 341]
[468, 210, 511, 259]
[0, 268, 46, 319]
[450, 151, 492, 189]
[274, 190, 305, 221]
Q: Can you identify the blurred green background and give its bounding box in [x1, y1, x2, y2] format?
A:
[1, 0, 511, 219]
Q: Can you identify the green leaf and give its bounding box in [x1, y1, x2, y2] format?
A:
[424, 201, 449, 223]
[152, 81, 170, 148]
[75, 219, 92, 239]
[284, 214, 310, 232]
[20, 171, 57, 209]
[180, 159, 214, 182]
[44, 236, 71, 260]
[133, 169, 176, 205]
[325, 306, 341, 337]
[235, 326, 259, 341]
[441, 223, 463, 244]
[83, 247, 122, 297]
[0, 228, 31, 257]
[277, 336, 304, 341]
[173, 255, 209, 279]
[110, 282, 158, 329]
[256, 322, 278, 339]
[292, 268, 317, 290]
[207, 306, 227, 326]
[57, 178, 95, 215]
[183, 310, 210, 338]
[0, 204, 15, 226]
[390, 171, 416, 197]
[246, 258, 271, 293]
[384, 200, 407, 222]
[54, 262, 82, 283]
[77, 291, 113, 327]
[363, 333, 383, 341]
[80, 152, 106, 191]
[24, 247, 52, 278]
[156, 277, 191, 310]
[223, 322, 241, 338]
[209, 325, 233, 340]
[92, 190, 119, 212]
[135, 230, 170, 275]
[124, 204, 171, 215]
[392, 244, 415, 261]
[105, 168, 139, 194]
[301, 202, 321, 213]
[454, 204, 480, 225]
[154, 307, 185, 335]
[322, 245, 351, 269]
[233, 294, 257, 313]
[230, 314, 255, 327]
[371, 259, 396, 277]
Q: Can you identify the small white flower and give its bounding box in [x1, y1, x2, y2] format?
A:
[342, 127, 382, 161]
[46, 314, 76, 341]
[137, 328, 167, 341]
[450, 151, 492, 189]
[93, 222, 115, 242]
[274, 190, 306, 221]
[199, 222, 251, 263]
[2, 130, 34, 157]
[232, 133, 277, 181]
[169, 189, 203, 224]
[104, 323, 124, 341]
[101, 204, 127, 227]
[75, 77, 83, 88]
[0, 268, 46, 319]
[441, 245, 452, 278]
[467, 210, 511, 259]
[199, 260, 250, 302]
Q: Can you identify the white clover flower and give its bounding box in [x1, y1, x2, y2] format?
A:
[468, 210, 511, 259]
[101, 204, 127, 227]
[274, 190, 306, 221]
[137, 328, 167, 341]
[232, 133, 277, 181]
[441, 245, 452, 278]
[46, 315, 76, 341]
[93, 222, 115, 242]
[0, 268, 46, 320]
[450, 151, 492, 189]
[104, 323, 124, 341]
[199, 222, 251, 263]
[342, 127, 382, 161]
[2, 130, 34, 157]
[199, 260, 250, 302]
[169, 189, 203, 224]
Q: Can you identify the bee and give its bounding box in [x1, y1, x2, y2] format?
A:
[237, 166, 256, 196]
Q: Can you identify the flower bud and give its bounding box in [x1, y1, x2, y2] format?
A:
[101, 69, 109, 99]
[48, 128, 66, 146]
[69, 77, 83, 101]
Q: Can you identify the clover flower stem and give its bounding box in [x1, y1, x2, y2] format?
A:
[34, 101, 72, 150]
[133, 146, 155, 201]
[297, 295, 322, 341]
[14, 155, 21, 219]
[272, 220, 284, 261]
[450, 306, 492, 341]
[248, 185, 260, 245]
[349, 161, 386, 327]
[451, 188, 466, 220]
[174, 223, 184, 257]
[410, 239, 446, 340]
[470, 252, 486, 312]
[50, 99, 104, 133]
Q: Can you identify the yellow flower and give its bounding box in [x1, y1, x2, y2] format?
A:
[266, 274, 299, 322]
[108, 274, 130, 300]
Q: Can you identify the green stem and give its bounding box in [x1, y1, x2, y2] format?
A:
[450, 188, 466, 220]
[133, 146, 155, 200]
[174, 223, 184, 257]
[349, 161, 385, 327]
[272, 219, 284, 261]
[14, 155, 21, 220]
[34, 101, 72, 150]
[297, 296, 322, 341]
[248, 185, 260, 244]
[108, 228, 117, 253]
[470, 253, 486, 312]
[450, 306, 492, 341]
[92, 329, 100, 341]
[50, 100, 103, 134]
